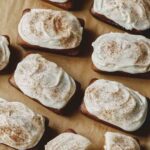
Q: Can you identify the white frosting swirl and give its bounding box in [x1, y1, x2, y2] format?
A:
[49, 0, 68, 3]
[18, 9, 83, 50]
[0, 35, 10, 71]
[92, 33, 150, 74]
[0, 98, 45, 150]
[84, 79, 148, 132]
[14, 54, 76, 110]
[104, 132, 140, 150]
[93, 0, 150, 30]
[45, 132, 93, 150]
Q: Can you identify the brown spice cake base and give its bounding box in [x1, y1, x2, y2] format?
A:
[41, 0, 74, 10]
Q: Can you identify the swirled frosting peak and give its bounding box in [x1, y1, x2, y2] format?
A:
[45, 132, 94, 150]
[84, 79, 148, 131]
[92, 33, 150, 74]
[0, 35, 10, 70]
[93, 0, 150, 30]
[0, 98, 45, 149]
[18, 9, 83, 49]
[14, 54, 76, 110]
[104, 132, 140, 150]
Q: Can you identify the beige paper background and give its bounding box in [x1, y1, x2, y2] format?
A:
[0, 0, 150, 149]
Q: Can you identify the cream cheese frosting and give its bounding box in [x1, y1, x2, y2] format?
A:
[92, 33, 150, 74]
[49, 0, 68, 3]
[14, 54, 76, 110]
[18, 9, 83, 50]
[84, 79, 148, 132]
[104, 132, 140, 150]
[93, 0, 150, 30]
[0, 35, 10, 71]
[0, 97, 45, 150]
[45, 132, 94, 150]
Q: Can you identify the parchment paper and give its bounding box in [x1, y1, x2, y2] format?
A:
[0, 0, 150, 149]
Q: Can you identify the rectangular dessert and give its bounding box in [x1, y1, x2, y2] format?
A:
[91, 0, 150, 37]
[9, 53, 81, 114]
[17, 9, 85, 56]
